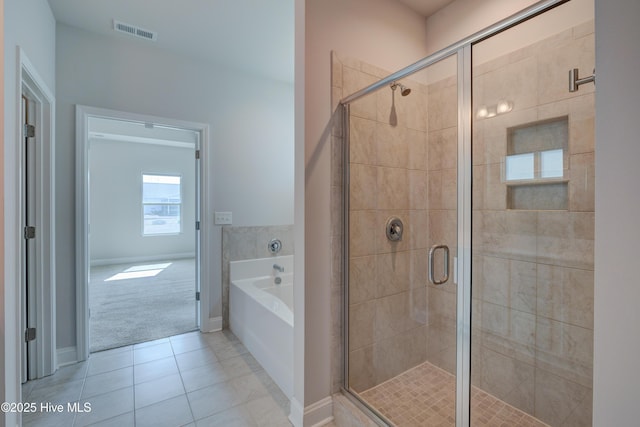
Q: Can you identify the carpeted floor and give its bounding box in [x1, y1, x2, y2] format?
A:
[89, 258, 198, 352]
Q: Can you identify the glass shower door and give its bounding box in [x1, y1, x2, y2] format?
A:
[344, 53, 459, 426]
[470, 2, 595, 425]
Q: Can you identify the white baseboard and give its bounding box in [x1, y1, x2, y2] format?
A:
[90, 252, 195, 267]
[289, 397, 304, 427]
[202, 316, 222, 332]
[57, 346, 78, 367]
[289, 396, 334, 427]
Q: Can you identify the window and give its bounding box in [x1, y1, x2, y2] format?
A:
[142, 174, 182, 235]
[505, 149, 564, 181]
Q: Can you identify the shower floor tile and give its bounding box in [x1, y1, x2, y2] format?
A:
[360, 361, 548, 427]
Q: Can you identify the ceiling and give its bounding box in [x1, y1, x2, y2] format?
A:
[47, 0, 455, 84]
[47, 0, 295, 83]
[395, 0, 456, 17]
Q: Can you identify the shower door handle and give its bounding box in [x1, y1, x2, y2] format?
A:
[428, 244, 450, 285]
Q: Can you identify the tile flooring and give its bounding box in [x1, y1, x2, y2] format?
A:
[22, 331, 292, 427]
[360, 361, 549, 427]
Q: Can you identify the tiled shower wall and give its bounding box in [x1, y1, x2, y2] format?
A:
[221, 225, 294, 328]
[331, 52, 433, 392]
[470, 21, 595, 427]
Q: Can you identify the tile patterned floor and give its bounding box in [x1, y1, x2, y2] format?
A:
[360, 361, 549, 427]
[22, 331, 292, 427]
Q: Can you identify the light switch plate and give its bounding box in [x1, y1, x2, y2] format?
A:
[214, 211, 232, 225]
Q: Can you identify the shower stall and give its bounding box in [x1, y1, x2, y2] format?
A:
[337, 0, 594, 425]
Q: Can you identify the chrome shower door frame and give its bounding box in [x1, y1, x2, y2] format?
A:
[340, 1, 571, 425]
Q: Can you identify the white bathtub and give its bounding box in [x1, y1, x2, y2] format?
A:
[229, 255, 293, 398]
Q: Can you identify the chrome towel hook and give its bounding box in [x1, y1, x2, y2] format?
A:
[569, 68, 595, 92]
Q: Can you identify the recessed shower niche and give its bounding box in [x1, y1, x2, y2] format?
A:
[505, 117, 569, 210]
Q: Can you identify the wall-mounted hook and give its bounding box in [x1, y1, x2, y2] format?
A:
[569, 68, 595, 92]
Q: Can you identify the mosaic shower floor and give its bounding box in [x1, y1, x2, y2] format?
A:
[360, 361, 549, 427]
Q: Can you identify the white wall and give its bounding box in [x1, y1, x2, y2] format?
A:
[0, 1, 5, 425]
[303, 0, 429, 413]
[593, 0, 640, 424]
[55, 23, 294, 348]
[89, 140, 195, 263]
[3, 0, 55, 424]
[425, 0, 538, 55]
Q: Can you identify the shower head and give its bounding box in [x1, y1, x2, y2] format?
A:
[390, 81, 411, 96]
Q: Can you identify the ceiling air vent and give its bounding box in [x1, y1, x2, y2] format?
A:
[113, 20, 158, 41]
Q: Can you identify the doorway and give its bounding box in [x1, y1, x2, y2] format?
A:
[76, 106, 210, 359]
[340, 0, 595, 425]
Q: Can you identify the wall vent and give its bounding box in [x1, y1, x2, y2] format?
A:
[113, 20, 158, 41]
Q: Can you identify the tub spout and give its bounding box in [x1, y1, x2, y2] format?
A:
[273, 264, 284, 273]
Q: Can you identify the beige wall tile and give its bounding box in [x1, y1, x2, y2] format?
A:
[483, 163, 506, 210]
[408, 209, 428, 250]
[479, 211, 537, 262]
[376, 251, 410, 298]
[537, 264, 594, 329]
[349, 164, 377, 210]
[349, 255, 378, 306]
[538, 34, 594, 105]
[349, 300, 375, 350]
[397, 89, 427, 131]
[349, 210, 377, 257]
[483, 57, 538, 113]
[537, 211, 594, 269]
[408, 170, 427, 210]
[375, 122, 408, 168]
[480, 256, 510, 306]
[375, 87, 395, 125]
[407, 128, 428, 170]
[426, 319, 456, 375]
[479, 348, 535, 415]
[568, 93, 595, 155]
[427, 170, 443, 210]
[427, 287, 456, 325]
[377, 167, 409, 210]
[440, 127, 457, 170]
[373, 327, 427, 384]
[573, 20, 594, 38]
[428, 81, 457, 131]
[561, 391, 593, 427]
[410, 249, 428, 295]
[472, 118, 485, 166]
[331, 54, 343, 88]
[535, 317, 593, 388]
[441, 168, 457, 211]
[343, 67, 378, 120]
[427, 129, 443, 171]
[348, 345, 375, 393]
[569, 152, 595, 212]
[349, 116, 377, 165]
[534, 368, 591, 426]
[481, 302, 536, 364]
[509, 260, 537, 314]
[374, 291, 422, 342]
[428, 210, 457, 251]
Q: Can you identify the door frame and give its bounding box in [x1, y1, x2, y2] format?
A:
[17, 47, 57, 379]
[75, 105, 211, 361]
